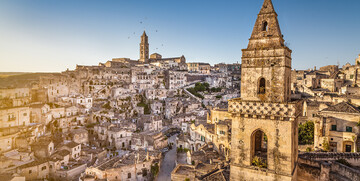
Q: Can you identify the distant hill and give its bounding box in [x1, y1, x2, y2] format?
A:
[0, 72, 60, 88]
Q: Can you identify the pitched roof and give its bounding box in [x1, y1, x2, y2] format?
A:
[200, 169, 228, 181]
[63, 141, 80, 148]
[322, 102, 360, 114]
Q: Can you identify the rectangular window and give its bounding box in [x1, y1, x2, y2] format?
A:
[331, 125, 337, 131]
[350, 75, 354, 79]
[346, 126, 352, 132]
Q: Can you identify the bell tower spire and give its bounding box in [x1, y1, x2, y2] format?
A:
[139, 30, 149, 63]
[229, 1, 299, 180]
[260, 0, 276, 14]
[248, 0, 284, 49]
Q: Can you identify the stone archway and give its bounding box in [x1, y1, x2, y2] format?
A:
[251, 129, 268, 168]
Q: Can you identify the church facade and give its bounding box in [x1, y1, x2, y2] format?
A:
[229, 0, 302, 180]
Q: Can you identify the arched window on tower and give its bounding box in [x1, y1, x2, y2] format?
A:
[251, 129, 268, 168]
[258, 78, 266, 94]
[262, 21, 268, 31]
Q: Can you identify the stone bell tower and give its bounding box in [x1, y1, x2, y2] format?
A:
[139, 31, 149, 63]
[229, 0, 301, 180]
[241, 0, 291, 103]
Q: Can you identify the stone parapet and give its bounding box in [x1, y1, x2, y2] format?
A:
[228, 98, 302, 120]
[299, 152, 360, 161]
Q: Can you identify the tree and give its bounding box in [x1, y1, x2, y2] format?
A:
[298, 121, 314, 145]
[151, 163, 159, 176]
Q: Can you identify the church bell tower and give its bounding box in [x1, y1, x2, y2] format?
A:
[229, 0, 301, 180]
[241, 0, 292, 103]
[139, 31, 149, 63]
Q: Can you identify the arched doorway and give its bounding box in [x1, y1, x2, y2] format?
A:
[251, 129, 268, 168]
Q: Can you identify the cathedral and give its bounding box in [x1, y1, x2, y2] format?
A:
[228, 0, 302, 180]
[139, 31, 186, 65]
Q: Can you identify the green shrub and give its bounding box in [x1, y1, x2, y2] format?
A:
[151, 163, 159, 176]
[306, 147, 312, 152]
[251, 156, 267, 168]
[298, 121, 314, 145]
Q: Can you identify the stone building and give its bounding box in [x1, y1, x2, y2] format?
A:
[0, 107, 30, 128]
[214, 63, 228, 73]
[165, 70, 187, 89]
[139, 31, 149, 63]
[187, 62, 211, 74]
[0, 88, 30, 108]
[228, 0, 302, 180]
[40, 75, 70, 102]
[315, 102, 360, 152]
[31, 139, 54, 159]
[83, 150, 161, 181]
[59, 141, 81, 160]
[69, 128, 89, 144]
[320, 77, 344, 93]
[30, 104, 51, 124]
[342, 63, 360, 87]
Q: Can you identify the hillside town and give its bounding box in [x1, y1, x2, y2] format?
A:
[1, 0, 360, 181]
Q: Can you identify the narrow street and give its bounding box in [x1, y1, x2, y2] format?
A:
[156, 134, 177, 181]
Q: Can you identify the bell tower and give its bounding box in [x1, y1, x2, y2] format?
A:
[229, 0, 301, 180]
[139, 31, 149, 63]
[241, 0, 292, 103]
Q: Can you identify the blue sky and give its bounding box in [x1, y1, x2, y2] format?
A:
[0, 0, 359, 72]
